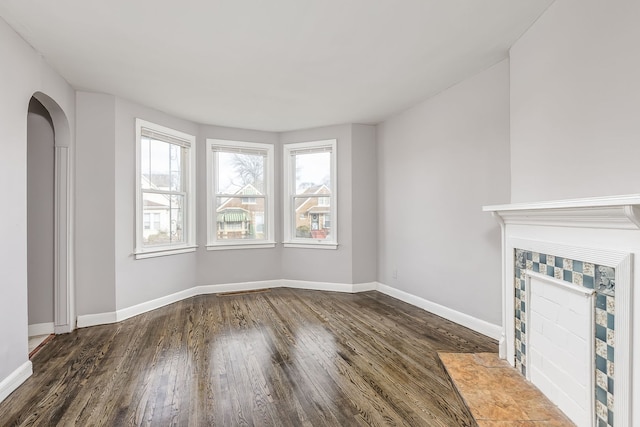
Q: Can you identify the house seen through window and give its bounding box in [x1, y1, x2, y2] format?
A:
[283, 139, 337, 248]
[135, 119, 196, 258]
[206, 139, 275, 249]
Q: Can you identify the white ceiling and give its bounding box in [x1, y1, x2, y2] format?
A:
[1, 0, 553, 132]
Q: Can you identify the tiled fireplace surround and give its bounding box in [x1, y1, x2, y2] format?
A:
[484, 195, 640, 427]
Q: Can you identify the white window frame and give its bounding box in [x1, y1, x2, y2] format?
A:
[134, 119, 197, 259]
[206, 139, 275, 250]
[283, 139, 338, 249]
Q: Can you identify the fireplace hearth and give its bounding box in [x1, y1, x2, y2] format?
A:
[484, 195, 639, 427]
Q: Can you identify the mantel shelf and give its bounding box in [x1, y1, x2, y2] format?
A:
[483, 194, 640, 230]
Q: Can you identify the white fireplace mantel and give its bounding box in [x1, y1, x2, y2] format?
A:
[483, 194, 639, 427]
[483, 194, 640, 230]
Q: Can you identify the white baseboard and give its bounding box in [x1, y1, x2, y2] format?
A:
[77, 311, 117, 328]
[116, 287, 200, 323]
[77, 280, 283, 328]
[377, 283, 501, 340]
[282, 279, 377, 293]
[76, 280, 498, 341]
[194, 280, 282, 296]
[28, 322, 54, 337]
[352, 282, 378, 292]
[0, 361, 32, 403]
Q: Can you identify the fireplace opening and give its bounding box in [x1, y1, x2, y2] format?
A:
[527, 272, 595, 426]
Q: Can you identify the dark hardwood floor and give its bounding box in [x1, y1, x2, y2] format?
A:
[0, 289, 497, 426]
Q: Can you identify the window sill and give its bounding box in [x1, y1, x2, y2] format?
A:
[206, 242, 276, 251]
[283, 242, 338, 250]
[134, 245, 197, 259]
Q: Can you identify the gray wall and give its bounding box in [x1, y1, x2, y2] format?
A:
[0, 16, 75, 385]
[74, 97, 377, 311]
[279, 124, 378, 285]
[113, 97, 199, 309]
[27, 98, 54, 326]
[510, 0, 640, 202]
[196, 124, 281, 286]
[75, 92, 117, 316]
[350, 124, 378, 284]
[75, 93, 202, 312]
[279, 124, 355, 283]
[377, 60, 510, 326]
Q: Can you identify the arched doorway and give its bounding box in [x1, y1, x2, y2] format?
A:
[27, 98, 55, 353]
[27, 92, 74, 349]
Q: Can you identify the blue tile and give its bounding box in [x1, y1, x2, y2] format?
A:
[598, 418, 607, 427]
[555, 256, 564, 268]
[516, 349, 521, 358]
[608, 377, 614, 393]
[521, 301, 526, 312]
[533, 262, 539, 272]
[596, 386, 607, 404]
[516, 330, 521, 340]
[522, 365, 526, 376]
[608, 313, 615, 330]
[596, 324, 607, 341]
[608, 411, 614, 426]
[597, 294, 607, 310]
[573, 260, 583, 273]
[526, 251, 532, 260]
[521, 281, 526, 291]
[608, 345, 614, 362]
[516, 309, 521, 320]
[521, 342, 526, 353]
[596, 355, 607, 373]
[521, 323, 526, 333]
[540, 253, 547, 264]
[515, 289, 521, 299]
[584, 275, 595, 289]
[563, 269, 573, 282]
[515, 267, 521, 278]
[547, 265, 554, 276]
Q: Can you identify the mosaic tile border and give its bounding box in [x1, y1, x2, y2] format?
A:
[514, 249, 615, 427]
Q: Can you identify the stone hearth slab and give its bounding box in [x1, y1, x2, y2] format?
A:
[439, 352, 575, 427]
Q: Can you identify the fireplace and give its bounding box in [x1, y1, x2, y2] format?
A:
[484, 195, 638, 427]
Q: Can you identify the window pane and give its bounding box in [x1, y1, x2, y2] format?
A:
[217, 151, 265, 194]
[169, 144, 186, 192]
[169, 194, 185, 243]
[142, 192, 185, 246]
[140, 138, 151, 188]
[294, 152, 330, 194]
[141, 137, 187, 192]
[216, 196, 265, 240]
[142, 138, 170, 190]
[293, 195, 331, 239]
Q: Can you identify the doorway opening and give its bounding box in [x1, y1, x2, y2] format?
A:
[27, 97, 55, 356]
[26, 92, 74, 359]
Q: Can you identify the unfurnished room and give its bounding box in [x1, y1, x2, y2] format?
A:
[1, 1, 639, 426]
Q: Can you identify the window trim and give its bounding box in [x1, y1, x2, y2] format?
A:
[206, 139, 275, 250]
[134, 119, 197, 259]
[283, 139, 338, 249]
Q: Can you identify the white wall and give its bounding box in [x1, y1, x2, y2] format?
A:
[510, 0, 640, 202]
[27, 99, 55, 326]
[377, 60, 510, 326]
[0, 16, 75, 387]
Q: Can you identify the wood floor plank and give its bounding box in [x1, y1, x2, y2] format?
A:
[0, 289, 496, 426]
